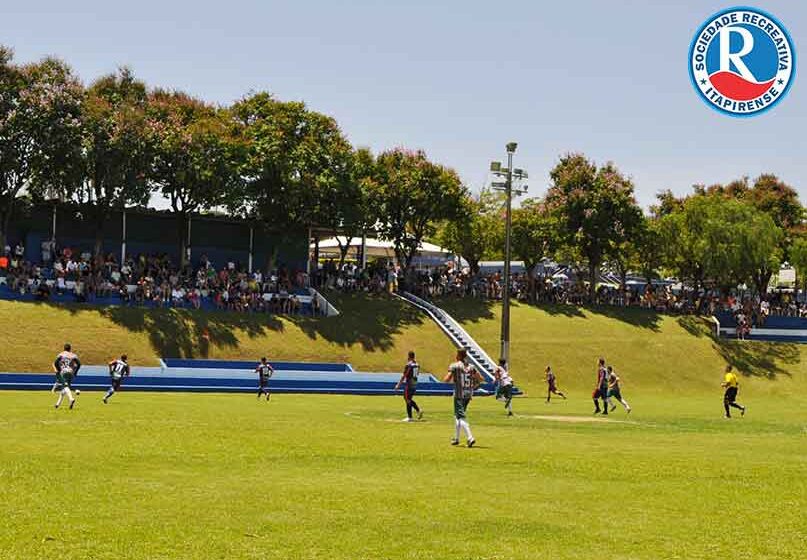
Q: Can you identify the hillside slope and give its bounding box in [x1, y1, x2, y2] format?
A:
[436, 298, 807, 397]
[2, 294, 804, 400]
[0, 293, 455, 375]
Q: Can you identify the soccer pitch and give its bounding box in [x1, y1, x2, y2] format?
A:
[2, 390, 805, 559]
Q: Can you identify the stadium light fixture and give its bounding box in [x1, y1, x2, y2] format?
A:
[488, 142, 527, 367]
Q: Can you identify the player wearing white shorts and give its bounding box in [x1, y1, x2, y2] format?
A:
[53, 343, 81, 410]
[444, 349, 484, 447]
[493, 359, 514, 416]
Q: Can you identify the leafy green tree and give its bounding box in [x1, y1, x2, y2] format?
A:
[327, 147, 378, 267]
[546, 154, 643, 302]
[369, 148, 466, 270]
[660, 194, 782, 293]
[789, 235, 807, 299]
[635, 217, 664, 285]
[69, 68, 153, 257]
[696, 174, 802, 293]
[232, 92, 353, 269]
[510, 197, 559, 301]
[438, 188, 504, 275]
[0, 48, 84, 249]
[148, 90, 244, 265]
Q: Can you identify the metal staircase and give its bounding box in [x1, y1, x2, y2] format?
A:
[397, 291, 498, 382]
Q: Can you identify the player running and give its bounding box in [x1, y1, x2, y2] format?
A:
[53, 343, 81, 410]
[444, 348, 484, 447]
[103, 355, 130, 404]
[256, 357, 274, 401]
[545, 365, 566, 403]
[721, 365, 746, 419]
[593, 358, 609, 415]
[394, 350, 422, 422]
[607, 366, 631, 413]
[493, 359, 514, 416]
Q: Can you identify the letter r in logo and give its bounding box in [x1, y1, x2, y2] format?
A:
[719, 27, 756, 81]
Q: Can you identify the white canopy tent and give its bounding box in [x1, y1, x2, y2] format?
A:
[311, 236, 453, 268]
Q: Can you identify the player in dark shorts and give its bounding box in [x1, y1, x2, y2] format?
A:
[53, 343, 81, 410]
[593, 358, 608, 414]
[722, 365, 746, 418]
[545, 365, 566, 403]
[607, 366, 631, 413]
[256, 357, 274, 401]
[103, 354, 130, 403]
[394, 351, 422, 421]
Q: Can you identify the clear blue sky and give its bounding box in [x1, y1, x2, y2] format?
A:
[4, 0, 805, 209]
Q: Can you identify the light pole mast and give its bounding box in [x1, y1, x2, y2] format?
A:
[490, 143, 527, 368]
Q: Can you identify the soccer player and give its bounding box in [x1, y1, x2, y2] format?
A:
[593, 357, 609, 415]
[721, 365, 746, 418]
[103, 354, 130, 404]
[443, 348, 484, 447]
[607, 366, 631, 413]
[493, 359, 514, 416]
[256, 357, 274, 401]
[545, 365, 566, 403]
[394, 350, 422, 422]
[53, 343, 81, 410]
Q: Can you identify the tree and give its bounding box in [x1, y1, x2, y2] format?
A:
[0, 48, 84, 250]
[510, 198, 559, 301]
[790, 235, 807, 298]
[327, 147, 378, 268]
[232, 92, 353, 269]
[369, 148, 466, 270]
[660, 194, 782, 293]
[635, 217, 664, 285]
[546, 154, 643, 302]
[438, 188, 504, 275]
[148, 90, 244, 265]
[70, 68, 153, 257]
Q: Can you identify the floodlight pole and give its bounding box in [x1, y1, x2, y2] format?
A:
[500, 142, 517, 367]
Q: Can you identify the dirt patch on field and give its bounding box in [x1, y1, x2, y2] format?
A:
[516, 414, 636, 424]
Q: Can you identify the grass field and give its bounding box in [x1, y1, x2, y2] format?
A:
[0, 293, 454, 374]
[2, 294, 807, 559]
[2, 391, 806, 560]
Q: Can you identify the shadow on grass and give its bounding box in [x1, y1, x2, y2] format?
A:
[713, 339, 799, 379]
[581, 305, 662, 331]
[21, 293, 430, 358]
[430, 296, 495, 323]
[676, 315, 712, 338]
[290, 291, 427, 352]
[430, 297, 661, 331]
[98, 306, 285, 358]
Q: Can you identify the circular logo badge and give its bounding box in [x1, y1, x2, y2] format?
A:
[689, 7, 796, 117]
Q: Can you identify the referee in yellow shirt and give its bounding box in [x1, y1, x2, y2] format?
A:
[721, 365, 746, 419]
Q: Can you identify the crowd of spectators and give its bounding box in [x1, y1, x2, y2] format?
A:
[318, 259, 807, 333]
[313, 260, 400, 294]
[0, 242, 319, 316]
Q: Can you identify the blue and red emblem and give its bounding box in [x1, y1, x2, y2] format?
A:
[689, 6, 796, 117]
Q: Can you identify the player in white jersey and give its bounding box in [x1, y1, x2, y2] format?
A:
[493, 359, 514, 416]
[53, 343, 81, 410]
[607, 366, 631, 413]
[444, 348, 484, 447]
[103, 355, 130, 403]
[255, 357, 274, 401]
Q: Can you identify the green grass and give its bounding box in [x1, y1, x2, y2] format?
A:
[436, 298, 807, 397]
[1, 391, 806, 560]
[0, 292, 454, 375]
[3, 295, 807, 558]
